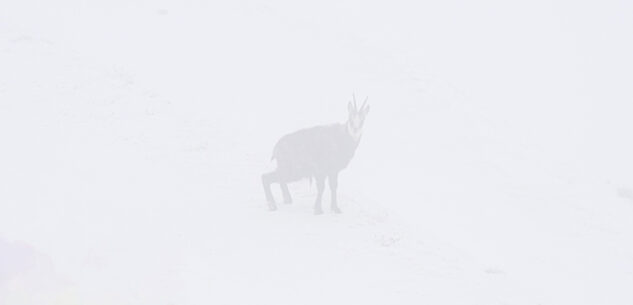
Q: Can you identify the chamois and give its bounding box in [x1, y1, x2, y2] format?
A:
[262, 96, 370, 214]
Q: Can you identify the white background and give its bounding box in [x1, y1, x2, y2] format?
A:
[1, 1, 632, 304]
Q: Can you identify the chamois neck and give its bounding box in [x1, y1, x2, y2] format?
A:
[346, 120, 362, 143]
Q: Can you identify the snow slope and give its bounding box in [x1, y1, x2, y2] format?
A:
[1, 1, 632, 304]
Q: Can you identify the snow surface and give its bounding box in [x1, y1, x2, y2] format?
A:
[1, 1, 632, 304]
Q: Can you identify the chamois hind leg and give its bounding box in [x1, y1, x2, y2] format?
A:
[314, 175, 326, 215]
[280, 182, 292, 204]
[261, 171, 279, 211]
[329, 173, 341, 213]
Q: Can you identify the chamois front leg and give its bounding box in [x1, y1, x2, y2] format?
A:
[329, 173, 341, 213]
[314, 175, 326, 215]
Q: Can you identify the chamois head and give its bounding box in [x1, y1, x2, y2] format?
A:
[347, 94, 370, 140]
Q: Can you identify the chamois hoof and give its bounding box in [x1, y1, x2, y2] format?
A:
[331, 206, 342, 214]
[268, 203, 277, 211]
[314, 207, 323, 215]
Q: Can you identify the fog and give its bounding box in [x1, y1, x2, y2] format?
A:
[1, 1, 632, 304]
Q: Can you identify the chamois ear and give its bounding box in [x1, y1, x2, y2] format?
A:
[363, 105, 370, 115]
[348, 101, 355, 113]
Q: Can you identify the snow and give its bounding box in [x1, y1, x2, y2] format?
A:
[1, 0, 632, 304]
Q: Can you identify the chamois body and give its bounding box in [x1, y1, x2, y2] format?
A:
[272, 123, 358, 182]
[262, 97, 370, 214]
